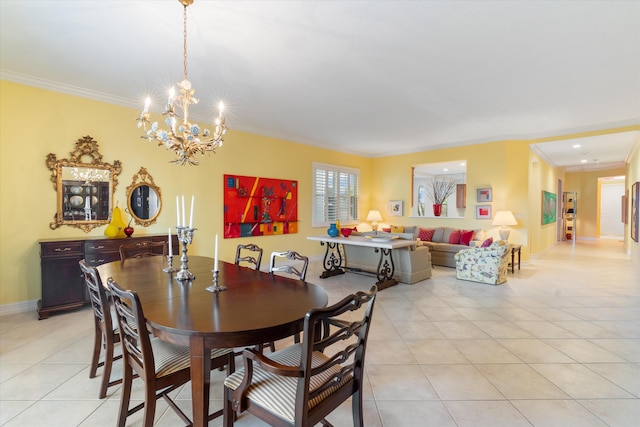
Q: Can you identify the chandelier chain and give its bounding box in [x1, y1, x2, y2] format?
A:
[183, 4, 188, 81]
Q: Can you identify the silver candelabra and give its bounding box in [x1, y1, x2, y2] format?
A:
[206, 269, 226, 293]
[175, 226, 196, 281]
[162, 254, 177, 273]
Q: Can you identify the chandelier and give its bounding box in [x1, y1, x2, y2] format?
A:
[137, 0, 227, 166]
[71, 167, 109, 184]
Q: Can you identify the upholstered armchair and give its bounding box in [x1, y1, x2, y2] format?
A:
[454, 241, 510, 285]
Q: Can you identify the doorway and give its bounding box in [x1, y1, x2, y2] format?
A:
[599, 177, 625, 238]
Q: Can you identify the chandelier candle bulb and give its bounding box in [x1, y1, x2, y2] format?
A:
[168, 87, 175, 107]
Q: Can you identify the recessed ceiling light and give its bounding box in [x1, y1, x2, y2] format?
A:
[460, 163, 466, 166]
[573, 144, 581, 148]
[443, 168, 449, 171]
[581, 159, 588, 163]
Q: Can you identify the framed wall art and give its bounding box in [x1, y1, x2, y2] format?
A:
[388, 200, 403, 216]
[632, 182, 639, 243]
[477, 187, 492, 202]
[622, 190, 628, 224]
[541, 190, 557, 225]
[476, 204, 492, 219]
[223, 174, 298, 238]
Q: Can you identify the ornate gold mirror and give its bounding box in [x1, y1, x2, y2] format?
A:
[126, 167, 162, 226]
[46, 135, 122, 232]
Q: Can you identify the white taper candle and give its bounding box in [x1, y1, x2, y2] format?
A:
[176, 196, 180, 226]
[168, 228, 172, 255]
[214, 234, 219, 272]
[181, 195, 186, 227]
[189, 195, 194, 229]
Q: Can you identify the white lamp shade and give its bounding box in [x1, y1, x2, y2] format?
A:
[492, 211, 517, 226]
[366, 210, 383, 222]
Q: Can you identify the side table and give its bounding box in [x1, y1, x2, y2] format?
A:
[508, 244, 522, 273]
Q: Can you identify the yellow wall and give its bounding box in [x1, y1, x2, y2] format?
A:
[2, 79, 637, 307]
[0, 80, 374, 305]
[565, 167, 626, 239]
[527, 151, 560, 254]
[369, 140, 532, 258]
[625, 135, 640, 265]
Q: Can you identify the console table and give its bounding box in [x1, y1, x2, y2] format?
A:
[38, 233, 178, 319]
[307, 235, 416, 290]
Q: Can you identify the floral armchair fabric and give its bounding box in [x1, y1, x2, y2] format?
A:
[454, 241, 510, 285]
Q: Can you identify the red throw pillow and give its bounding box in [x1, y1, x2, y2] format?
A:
[460, 230, 474, 246]
[448, 230, 461, 244]
[481, 237, 493, 247]
[418, 228, 435, 241]
[382, 227, 391, 233]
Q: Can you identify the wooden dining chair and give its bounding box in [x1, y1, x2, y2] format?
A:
[263, 250, 310, 352]
[223, 285, 378, 427]
[235, 243, 263, 271]
[269, 250, 309, 281]
[118, 240, 166, 263]
[79, 259, 122, 399]
[107, 277, 235, 427]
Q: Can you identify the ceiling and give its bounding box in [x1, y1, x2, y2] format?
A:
[1, 1, 638, 170]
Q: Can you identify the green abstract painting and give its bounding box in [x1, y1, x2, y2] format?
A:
[542, 191, 557, 225]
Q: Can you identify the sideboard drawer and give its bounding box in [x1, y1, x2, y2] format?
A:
[85, 252, 121, 267]
[84, 240, 123, 254]
[41, 241, 84, 258]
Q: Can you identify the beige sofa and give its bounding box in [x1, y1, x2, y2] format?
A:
[342, 233, 432, 284]
[418, 227, 484, 268]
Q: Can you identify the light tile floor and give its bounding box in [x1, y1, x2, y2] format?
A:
[1, 239, 639, 426]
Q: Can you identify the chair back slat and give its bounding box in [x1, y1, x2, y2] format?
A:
[235, 243, 263, 270]
[269, 250, 309, 281]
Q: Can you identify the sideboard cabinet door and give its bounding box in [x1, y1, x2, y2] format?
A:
[39, 240, 85, 319]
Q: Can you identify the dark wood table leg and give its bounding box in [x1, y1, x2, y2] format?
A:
[517, 247, 521, 271]
[319, 241, 345, 278]
[190, 336, 211, 427]
[375, 248, 398, 290]
[511, 248, 515, 274]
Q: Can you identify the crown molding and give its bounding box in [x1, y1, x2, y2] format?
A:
[0, 69, 138, 109]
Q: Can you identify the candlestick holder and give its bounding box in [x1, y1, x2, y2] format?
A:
[206, 269, 226, 293]
[175, 225, 196, 281]
[163, 254, 177, 273]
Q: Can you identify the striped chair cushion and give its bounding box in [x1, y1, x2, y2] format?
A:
[151, 338, 232, 378]
[224, 344, 351, 423]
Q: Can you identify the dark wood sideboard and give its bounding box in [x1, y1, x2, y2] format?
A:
[38, 234, 179, 319]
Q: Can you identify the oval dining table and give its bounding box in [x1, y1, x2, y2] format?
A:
[97, 255, 328, 427]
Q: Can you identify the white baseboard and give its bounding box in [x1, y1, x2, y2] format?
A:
[0, 299, 38, 316]
[530, 241, 557, 260]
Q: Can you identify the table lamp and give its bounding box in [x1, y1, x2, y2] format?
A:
[366, 210, 383, 233]
[492, 211, 517, 241]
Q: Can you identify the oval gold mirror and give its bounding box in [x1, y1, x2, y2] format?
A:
[126, 167, 162, 226]
[46, 135, 122, 232]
